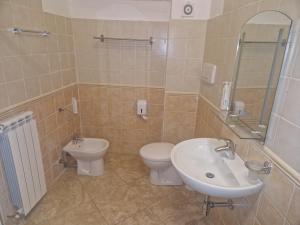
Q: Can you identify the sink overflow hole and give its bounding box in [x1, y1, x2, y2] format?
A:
[206, 172, 215, 179]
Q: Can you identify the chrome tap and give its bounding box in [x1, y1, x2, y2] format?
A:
[72, 134, 83, 144]
[215, 139, 236, 160]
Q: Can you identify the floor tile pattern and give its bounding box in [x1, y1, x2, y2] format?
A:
[16, 153, 214, 225]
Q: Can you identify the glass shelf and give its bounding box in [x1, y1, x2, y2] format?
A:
[218, 111, 265, 141]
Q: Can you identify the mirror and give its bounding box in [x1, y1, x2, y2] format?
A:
[228, 11, 292, 141]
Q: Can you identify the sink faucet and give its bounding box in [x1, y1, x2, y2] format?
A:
[72, 134, 83, 144]
[215, 139, 236, 160]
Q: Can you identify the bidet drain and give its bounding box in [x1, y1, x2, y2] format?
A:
[206, 172, 215, 178]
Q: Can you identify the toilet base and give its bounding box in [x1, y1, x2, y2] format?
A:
[150, 165, 183, 186]
[77, 158, 104, 176]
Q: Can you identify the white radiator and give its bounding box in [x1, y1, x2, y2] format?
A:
[0, 111, 47, 216]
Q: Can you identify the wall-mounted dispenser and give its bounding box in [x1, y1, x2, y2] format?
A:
[58, 97, 78, 115]
[220, 81, 231, 111]
[201, 63, 216, 84]
[233, 100, 245, 116]
[137, 100, 148, 120]
[72, 97, 78, 114]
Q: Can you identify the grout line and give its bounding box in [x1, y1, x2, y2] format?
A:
[78, 82, 165, 89]
[74, 171, 111, 225]
[87, 192, 110, 225]
[253, 191, 263, 223]
[0, 83, 76, 117]
[284, 184, 296, 224]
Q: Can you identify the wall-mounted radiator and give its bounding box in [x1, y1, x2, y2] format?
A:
[0, 111, 47, 216]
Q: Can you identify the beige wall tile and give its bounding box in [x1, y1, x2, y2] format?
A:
[10, 0, 29, 6]
[279, 0, 300, 20]
[44, 13, 57, 33]
[6, 80, 27, 104]
[162, 93, 198, 144]
[25, 78, 41, 98]
[282, 80, 300, 127]
[287, 186, 300, 225]
[29, 0, 42, 10]
[73, 19, 167, 88]
[165, 94, 198, 112]
[151, 21, 168, 39]
[165, 20, 206, 94]
[3, 57, 23, 82]
[11, 4, 31, 29]
[168, 39, 186, 58]
[62, 69, 76, 85]
[263, 165, 294, 215]
[51, 72, 63, 89]
[78, 84, 164, 154]
[257, 194, 285, 225]
[0, 84, 9, 109]
[0, 2, 12, 29]
[49, 53, 61, 72]
[30, 10, 44, 30]
[166, 58, 184, 76]
[0, 4, 75, 113]
[0, 1, 77, 196]
[186, 38, 206, 59]
[55, 15, 66, 34]
[40, 75, 54, 94]
[271, 118, 300, 173]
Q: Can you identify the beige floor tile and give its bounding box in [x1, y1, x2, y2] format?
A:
[105, 152, 149, 185]
[79, 169, 126, 189]
[150, 197, 205, 225]
[92, 183, 164, 224]
[23, 153, 213, 225]
[34, 202, 107, 225]
[25, 180, 91, 224]
[113, 167, 148, 185]
[116, 209, 165, 225]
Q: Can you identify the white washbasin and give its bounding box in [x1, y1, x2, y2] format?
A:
[171, 138, 263, 198]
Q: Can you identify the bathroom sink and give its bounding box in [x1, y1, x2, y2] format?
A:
[171, 138, 263, 198]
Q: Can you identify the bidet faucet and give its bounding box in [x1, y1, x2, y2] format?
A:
[72, 134, 83, 144]
[215, 138, 236, 160]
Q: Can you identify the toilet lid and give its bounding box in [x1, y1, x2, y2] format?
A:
[139, 143, 174, 162]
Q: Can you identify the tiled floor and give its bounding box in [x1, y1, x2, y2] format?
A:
[19, 153, 213, 225]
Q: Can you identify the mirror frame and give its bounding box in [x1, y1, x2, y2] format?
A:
[228, 10, 293, 142]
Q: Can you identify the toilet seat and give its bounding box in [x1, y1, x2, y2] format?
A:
[140, 143, 174, 162]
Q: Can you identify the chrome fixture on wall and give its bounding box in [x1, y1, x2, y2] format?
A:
[7, 27, 50, 37]
[94, 34, 153, 45]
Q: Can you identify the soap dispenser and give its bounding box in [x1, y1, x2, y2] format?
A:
[137, 100, 148, 120]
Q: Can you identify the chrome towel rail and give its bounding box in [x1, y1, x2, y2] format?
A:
[94, 34, 153, 45]
[8, 27, 50, 37]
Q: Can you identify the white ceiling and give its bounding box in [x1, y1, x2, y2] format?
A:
[132, 0, 172, 2]
[43, 0, 171, 20]
[43, 0, 222, 21]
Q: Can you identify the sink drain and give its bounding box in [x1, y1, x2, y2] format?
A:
[206, 172, 215, 178]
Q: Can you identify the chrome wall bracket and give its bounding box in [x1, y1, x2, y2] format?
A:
[245, 160, 272, 175]
[203, 196, 242, 216]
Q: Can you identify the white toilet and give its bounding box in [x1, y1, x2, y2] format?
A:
[139, 143, 183, 186]
[63, 138, 109, 176]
